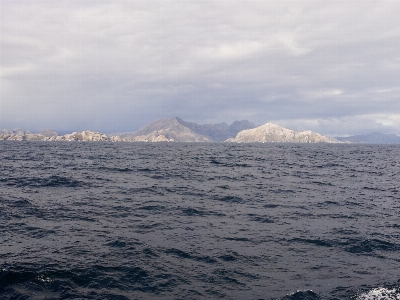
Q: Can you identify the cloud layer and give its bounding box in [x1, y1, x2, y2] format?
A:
[1, 0, 400, 135]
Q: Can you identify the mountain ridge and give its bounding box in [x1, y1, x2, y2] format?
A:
[3, 118, 398, 143]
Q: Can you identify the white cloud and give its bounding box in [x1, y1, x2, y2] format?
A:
[301, 89, 343, 99]
[198, 41, 265, 61]
[277, 34, 313, 57]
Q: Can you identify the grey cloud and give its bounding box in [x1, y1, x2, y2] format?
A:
[1, 0, 400, 134]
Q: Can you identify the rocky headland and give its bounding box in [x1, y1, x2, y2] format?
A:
[226, 123, 340, 143]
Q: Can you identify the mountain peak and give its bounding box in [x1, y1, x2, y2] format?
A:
[125, 117, 211, 142]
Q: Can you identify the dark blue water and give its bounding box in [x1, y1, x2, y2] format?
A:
[1, 142, 399, 299]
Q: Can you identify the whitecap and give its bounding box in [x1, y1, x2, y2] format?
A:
[357, 288, 400, 300]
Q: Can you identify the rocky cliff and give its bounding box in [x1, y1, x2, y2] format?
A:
[62, 130, 110, 141]
[0, 130, 121, 142]
[226, 123, 340, 143]
[1, 129, 44, 141]
[0, 129, 34, 141]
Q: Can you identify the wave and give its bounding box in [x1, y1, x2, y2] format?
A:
[278, 290, 321, 299]
[180, 207, 225, 217]
[98, 166, 133, 172]
[0, 265, 176, 299]
[213, 195, 245, 203]
[290, 237, 400, 255]
[277, 286, 400, 300]
[357, 287, 400, 300]
[2, 175, 85, 188]
[345, 238, 400, 254]
[2, 266, 400, 299]
[249, 213, 275, 223]
[164, 248, 217, 264]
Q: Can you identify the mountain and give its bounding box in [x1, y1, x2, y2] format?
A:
[335, 132, 400, 144]
[40, 130, 58, 137]
[176, 118, 256, 142]
[125, 118, 212, 142]
[228, 120, 257, 135]
[226, 123, 339, 143]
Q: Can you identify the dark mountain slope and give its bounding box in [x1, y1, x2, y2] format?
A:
[176, 117, 256, 142]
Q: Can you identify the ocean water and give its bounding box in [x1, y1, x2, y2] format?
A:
[0, 142, 399, 300]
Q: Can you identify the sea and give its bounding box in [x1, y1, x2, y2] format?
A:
[0, 142, 399, 300]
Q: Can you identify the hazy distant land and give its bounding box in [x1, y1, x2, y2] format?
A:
[335, 132, 400, 144]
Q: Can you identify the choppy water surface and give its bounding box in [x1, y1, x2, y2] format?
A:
[1, 142, 399, 299]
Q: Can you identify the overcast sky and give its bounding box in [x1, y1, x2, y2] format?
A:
[1, 0, 399, 136]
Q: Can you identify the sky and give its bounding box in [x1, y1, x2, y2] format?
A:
[1, 0, 400, 136]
